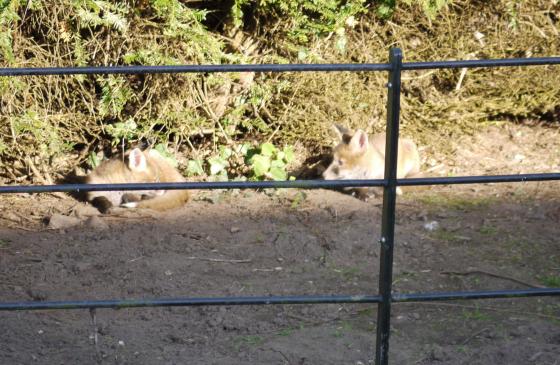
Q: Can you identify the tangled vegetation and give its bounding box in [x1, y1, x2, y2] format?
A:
[0, 0, 558, 183]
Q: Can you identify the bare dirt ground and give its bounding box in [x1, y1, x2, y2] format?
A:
[1, 123, 559, 365]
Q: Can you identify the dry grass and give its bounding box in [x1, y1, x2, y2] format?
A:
[0, 0, 558, 182]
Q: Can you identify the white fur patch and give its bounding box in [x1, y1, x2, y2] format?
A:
[128, 148, 147, 172]
[121, 202, 138, 208]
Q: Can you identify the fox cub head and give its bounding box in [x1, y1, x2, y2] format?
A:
[124, 148, 162, 181]
[322, 124, 375, 181]
[114, 148, 166, 198]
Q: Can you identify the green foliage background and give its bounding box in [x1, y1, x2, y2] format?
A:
[0, 0, 558, 181]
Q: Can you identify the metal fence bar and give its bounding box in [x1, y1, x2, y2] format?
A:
[1, 56, 559, 77]
[0, 63, 391, 76]
[0, 179, 386, 194]
[398, 173, 560, 186]
[0, 295, 383, 311]
[1, 288, 559, 312]
[403, 57, 560, 70]
[2, 172, 560, 195]
[375, 47, 403, 365]
[393, 288, 560, 302]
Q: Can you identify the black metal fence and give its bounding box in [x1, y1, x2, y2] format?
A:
[2, 48, 560, 365]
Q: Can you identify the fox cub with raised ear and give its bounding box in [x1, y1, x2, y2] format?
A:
[86, 148, 190, 213]
[322, 125, 421, 199]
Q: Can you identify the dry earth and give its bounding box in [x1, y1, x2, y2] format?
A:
[0, 123, 559, 365]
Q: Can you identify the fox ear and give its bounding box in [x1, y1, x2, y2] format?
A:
[128, 148, 147, 172]
[332, 124, 351, 141]
[349, 130, 368, 154]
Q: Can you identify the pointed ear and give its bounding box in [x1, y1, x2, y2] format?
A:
[332, 124, 351, 141]
[348, 130, 368, 154]
[128, 148, 147, 172]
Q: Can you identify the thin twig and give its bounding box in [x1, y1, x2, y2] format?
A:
[185, 256, 251, 264]
[461, 327, 489, 345]
[25, 157, 67, 199]
[268, 348, 292, 364]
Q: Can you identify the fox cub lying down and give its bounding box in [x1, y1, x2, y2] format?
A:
[322, 125, 421, 199]
[86, 148, 190, 213]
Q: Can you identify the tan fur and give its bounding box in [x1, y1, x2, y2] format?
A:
[86, 148, 190, 212]
[322, 125, 421, 198]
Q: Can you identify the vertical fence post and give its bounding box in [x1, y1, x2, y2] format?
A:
[375, 47, 402, 365]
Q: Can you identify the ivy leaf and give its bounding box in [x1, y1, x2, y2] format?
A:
[87, 151, 102, 169]
[260, 142, 276, 157]
[283, 146, 295, 163]
[208, 155, 228, 175]
[271, 159, 286, 169]
[186, 159, 204, 176]
[219, 146, 233, 159]
[154, 144, 178, 167]
[269, 166, 287, 181]
[235, 142, 251, 156]
[251, 154, 271, 177]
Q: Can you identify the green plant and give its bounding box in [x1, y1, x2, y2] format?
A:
[72, 0, 129, 33]
[11, 111, 72, 159]
[153, 143, 179, 167]
[0, 0, 21, 65]
[98, 76, 133, 118]
[186, 158, 205, 177]
[539, 275, 560, 288]
[247, 142, 295, 181]
[402, 0, 451, 19]
[207, 145, 236, 180]
[232, 0, 367, 57]
[150, 0, 224, 62]
[506, 0, 521, 29]
[187, 141, 295, 182]
[105, 118, 138, 146]
[86, 151, 102, 169]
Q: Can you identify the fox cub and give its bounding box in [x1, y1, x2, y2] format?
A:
[86, 148, 190, 213]
[322, 125, 421, 199]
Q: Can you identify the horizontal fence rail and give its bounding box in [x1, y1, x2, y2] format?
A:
[2, 288, 559, 311]
[1, 56, 559, 77]
[0, 179, 385, 193]
[0, 63, 392, 76]
[2, 172, 560, 194]
[398, 172, 560, 186]
[402, 57, 560, 70]
[1, 49, 559, 365]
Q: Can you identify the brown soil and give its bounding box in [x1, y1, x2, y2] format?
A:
[1, 123, 559, 365]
